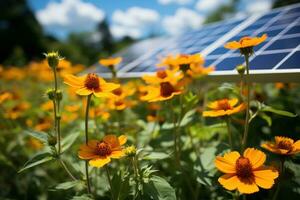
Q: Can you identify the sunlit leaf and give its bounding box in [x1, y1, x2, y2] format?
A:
[259, 112, 272, 126]
[144, 175, 176, 200]
[143, 152, 170, 160]
[18, 152, 53, 173]
[24, 130, 49, 143]
[53, 180, 83, 190]
[261, 105, 297, 117]
[61, 131, 80, 153]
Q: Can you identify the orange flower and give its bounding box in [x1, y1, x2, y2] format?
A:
[224, 34, 267, 50]
[99, 57, 122, 67]
[78, 135, 127, 167]
[5, 102, 30, 119]
[142, 69, 183, 85]
[261, 136, 300, 155]
[215, 148, 278, 194]
[142, 82, 182, 102]
[203, 98, 245, 117]
[64, 73, 120, 97]
[34, 117, 52, 131]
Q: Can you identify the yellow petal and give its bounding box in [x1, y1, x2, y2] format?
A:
[215, 151, 240, 173]
[110, 150, 125, 159]
[89, 157, 111, 167]
[224, 41, 241, 49]
[237, 180, 259, 194]
[64, 74, 85, 88]
[254, 167, 278, 189]
[243, 148, 266, 169]
[203, 110, 227, 117]
[218, 174, 239, 191]
[228, 98, 238, 107]
[76, 88, 92, 96]
[118, 135, 127, 145]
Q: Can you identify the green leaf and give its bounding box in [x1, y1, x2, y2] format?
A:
[261, 105, 297, 117]
[71, 194, 94, 200]
[143, 152, 170, 160]
[24, 130, 49, 143]
[144, 175, 176, 200]
[53, 180, 83, 190]
[61, 131, 80, 153]
[259, 113, 272, 126]
[111, 171, 130, 200]
[179, 109, 196, 127]
[190, 123, 226, 140]
[18, 152, 53, 173]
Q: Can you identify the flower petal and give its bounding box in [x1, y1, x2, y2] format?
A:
[237, 180, 259, 194]
[228, 98, 238, 107]
[118, 135, 127, 145]
[110, 150, 125, 159]
[64, 74, 85, 88]
[103, 135, 120, 148]
[215, 151, 240, 173]
[243, 148, 266, 169]
[89, 157, 111, 167]
[218, 174, 239, 190]
[76, 88, 92, 96]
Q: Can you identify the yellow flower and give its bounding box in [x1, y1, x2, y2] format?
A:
[1, 67, 26, 80]
[99, 57, 122, 67]
[107, 97, 136, 111]
[111, 85, 135, 99]
[27, 138, 43, 150]
[34, 117, 52, 131]
[0, 92, 13, 104]
[124, 145, 137, 157]
[78, 135, 127, 167]
[186, 63, 215, 78]
[64, 73, 120, 97]
[142, 69, 183, 85]
[261, 136, 300, 155]
[142, 82, 182, 102]
[41, 101, 54, 111]
[215, 148, 278, 194]
[203, 98, 245, 117]
[224, 34, 267, 50]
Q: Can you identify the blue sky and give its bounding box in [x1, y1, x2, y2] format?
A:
[27, 0, 273, 39]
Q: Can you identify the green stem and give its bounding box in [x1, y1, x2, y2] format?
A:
[105, 166, 115, 200]
[241, 54, 250, 151]
[225, 117, 233, 149]
[58, 159, 77, 181]
[272, 158, 285, 200]
[85, 94, 92, 194]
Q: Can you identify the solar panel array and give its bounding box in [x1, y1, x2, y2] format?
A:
[94, 3, 300, 81]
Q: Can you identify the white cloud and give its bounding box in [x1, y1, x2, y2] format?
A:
[36, 0, 105, 33]
[158, 0, 193, 5]
[111, 7, 160, 39]
[162, 8, 204, 35]
[196, 0, 229, 12]
[245, 0, 272, 14]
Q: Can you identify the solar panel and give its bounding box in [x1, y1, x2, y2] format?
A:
[93, 3, 300, 82]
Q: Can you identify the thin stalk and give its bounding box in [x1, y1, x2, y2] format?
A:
[85, 94, 92, 194]
[225, 117, 233, 149]
[272, 158, 285, 200]
[241, 54, 250, 151]
[105, 166, 115, 200]
[131, 157, 140, 198]
[58, 159, 77, 181]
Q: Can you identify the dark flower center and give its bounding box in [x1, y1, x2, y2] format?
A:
[84, 73, 100, 90]
[96, 142, 112, 156]
[277, 140, 293, 151]
[115, 100, 124, 107]
[160, 82, 175, 97]
[236, 157, 254, 183]
[217, 99, 232, 110]
[156, 70, 167, 79]
[113, 88, 123, 96]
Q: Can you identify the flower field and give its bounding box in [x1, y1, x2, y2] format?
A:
[1, 35, 300, 200]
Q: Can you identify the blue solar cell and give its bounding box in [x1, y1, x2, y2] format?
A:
[205, 58, 217, 66]
[266, 36, 300, 50]
[257, 28, 283, 37]
[270, 16, 299, 27]
[285, 24, 300, 35]
[210, 47, 228, 55]
[250, 53, 288, 69]
[277, 51, 300, 69]
[257, 11, 280, 21]
[215, 57, 243, 71]
[243, 22, 266, 32]
[286, 6, 300, 15]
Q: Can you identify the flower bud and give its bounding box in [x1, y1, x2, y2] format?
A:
[236, 65, 246, 76]
[125, 145, 137, 157]
[46, 89, 55, 100]
[44, 51, 61, 69]
[48, 135, 57, 146]
[56, 90, 63, 101]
